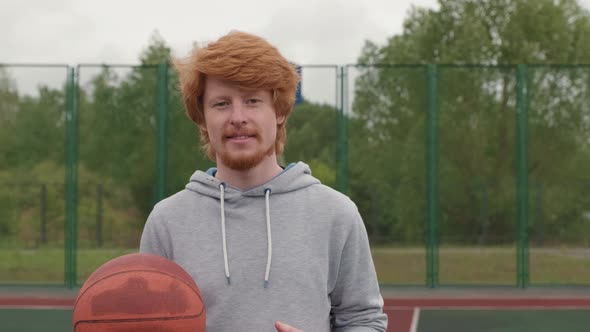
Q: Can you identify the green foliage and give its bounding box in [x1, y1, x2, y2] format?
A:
[166, 64, 214, 195]
[0, 160, 143, 248]
[352, 0, 590, 244]
[2, 3, 590, 252]
[76, 32, 210, 219]
[284, 101, 338, 188]
[0, 82, 64, 170]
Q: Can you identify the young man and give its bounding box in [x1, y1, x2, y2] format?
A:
[140, 31, 387, 332]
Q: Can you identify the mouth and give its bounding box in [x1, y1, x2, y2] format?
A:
[225, 133, 257, 142]
[227, 135, 254, 139]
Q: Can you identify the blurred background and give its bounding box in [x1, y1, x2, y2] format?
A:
[1, 0, 590, 291]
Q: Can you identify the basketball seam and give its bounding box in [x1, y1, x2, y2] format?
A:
[73, 269, 204, 317]
[73, 314, 203, 329]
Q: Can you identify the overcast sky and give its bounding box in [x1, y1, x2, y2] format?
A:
[0, 0, 447, 66]
[2, 0, 590, 102]
[2, 0, 589, 65]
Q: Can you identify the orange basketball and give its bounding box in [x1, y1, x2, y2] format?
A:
[73, 253, 205, 332]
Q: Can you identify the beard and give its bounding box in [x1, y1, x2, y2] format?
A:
[217, 133, 276, 171]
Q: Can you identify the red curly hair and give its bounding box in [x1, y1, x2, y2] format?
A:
[173, 31, 300, 161]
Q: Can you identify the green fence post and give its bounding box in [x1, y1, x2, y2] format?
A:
[64, 66, 79, 288]
[336, 66, 349, 194]
[516, 64, 530, 288]
[156, 64, 169, 202]
[96, 184, 103, 248]
[40, 183, 47, 246]
[426, 64, 439, 288]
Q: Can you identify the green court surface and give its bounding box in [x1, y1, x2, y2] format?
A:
[2, 308, 590, 332]
[0, 309, 73, 332]
[417, 309, 590, 332]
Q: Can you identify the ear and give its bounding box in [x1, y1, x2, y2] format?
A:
[198, 122, 209, 136]
[276, 114, 286, 126]
[197, 117, 207, 131]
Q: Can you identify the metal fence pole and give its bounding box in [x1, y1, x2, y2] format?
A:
[156, 64, 169, 203]
[64, 66, 79, 288]
[336, 66, 349, 194]
[426, 64, 440, 288]
[516, 64, 530, 288]
[96, 184, 103, 248]
[40, 183, 47, 246]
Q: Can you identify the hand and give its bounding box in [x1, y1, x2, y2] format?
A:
[275, 321, 303, 332]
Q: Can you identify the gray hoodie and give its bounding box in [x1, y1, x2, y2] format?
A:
[140, 162, 387, 331]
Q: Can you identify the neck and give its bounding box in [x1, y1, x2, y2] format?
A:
[215, 154, 283, 190]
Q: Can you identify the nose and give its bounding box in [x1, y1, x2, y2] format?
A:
[229, 102, 247, 126]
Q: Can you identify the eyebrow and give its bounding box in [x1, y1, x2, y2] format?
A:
[243, 91, 268, 100]
[205, 95, 230, 104]
[206, 92, 267, 103]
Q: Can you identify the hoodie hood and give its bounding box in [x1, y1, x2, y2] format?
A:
[183, 161, 320, 287]
[185, 161, 320, 199]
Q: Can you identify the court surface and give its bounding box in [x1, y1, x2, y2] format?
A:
[385, 297, 590, 332]
[2, 288, 590, 332]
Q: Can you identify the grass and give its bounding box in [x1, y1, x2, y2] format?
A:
[371, 247, 590, 285]
[1, 247, 589, 286]
[0, 248, 135, 284]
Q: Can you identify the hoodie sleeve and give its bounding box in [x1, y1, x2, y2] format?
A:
[330, 210, 388, 331]
[139, 208, 173, 259]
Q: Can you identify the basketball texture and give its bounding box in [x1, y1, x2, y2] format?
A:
[73, 253, 205, 332]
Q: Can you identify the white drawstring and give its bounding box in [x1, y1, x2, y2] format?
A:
[219, 184, 231, 285]
[218, 184, 272, 288]
[264, 189, 272, 288]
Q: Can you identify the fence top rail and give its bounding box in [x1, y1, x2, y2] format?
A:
[77, 63, 340, 69]
[297, 64, 339, 69]
[0, 182, 111, 186]
[77, 64, 162, 69]
[527, 64, 590, 68]
[347, 64, 427, 69]
[3, 63, 590, 69]
[348, 63, 590, 68]
[0, 64, 69, 68]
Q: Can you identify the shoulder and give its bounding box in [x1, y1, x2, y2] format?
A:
[310, 183, 357, 208]
[305, 183, 361, 224]
[149, 189, 205, 218]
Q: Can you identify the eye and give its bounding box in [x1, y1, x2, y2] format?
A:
[213, 101, 229, 108]
[246, 98, 261, 105]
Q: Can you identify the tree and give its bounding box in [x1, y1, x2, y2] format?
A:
[352, 0, 590, 244]
[78, 33, 167, 225]
[0, 68, 66, 244]
[0, 68, 20, 168]
[78, 32, 213, 233]
[284, 101, 338, 188]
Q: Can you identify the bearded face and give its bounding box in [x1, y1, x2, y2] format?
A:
[202, 76, 282, 171]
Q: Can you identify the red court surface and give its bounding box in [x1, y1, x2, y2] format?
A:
[3, 288, 590, 332]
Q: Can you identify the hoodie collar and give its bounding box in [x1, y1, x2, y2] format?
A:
[186, 161, 319, 199]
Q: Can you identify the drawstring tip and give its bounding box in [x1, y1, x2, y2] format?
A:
[226, 276, 231, 285]
[264, 280, 269, 288]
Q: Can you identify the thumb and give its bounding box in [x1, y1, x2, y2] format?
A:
[275, 321, 302, 332]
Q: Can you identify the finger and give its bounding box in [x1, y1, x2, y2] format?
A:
[275, 321, 302, 332]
